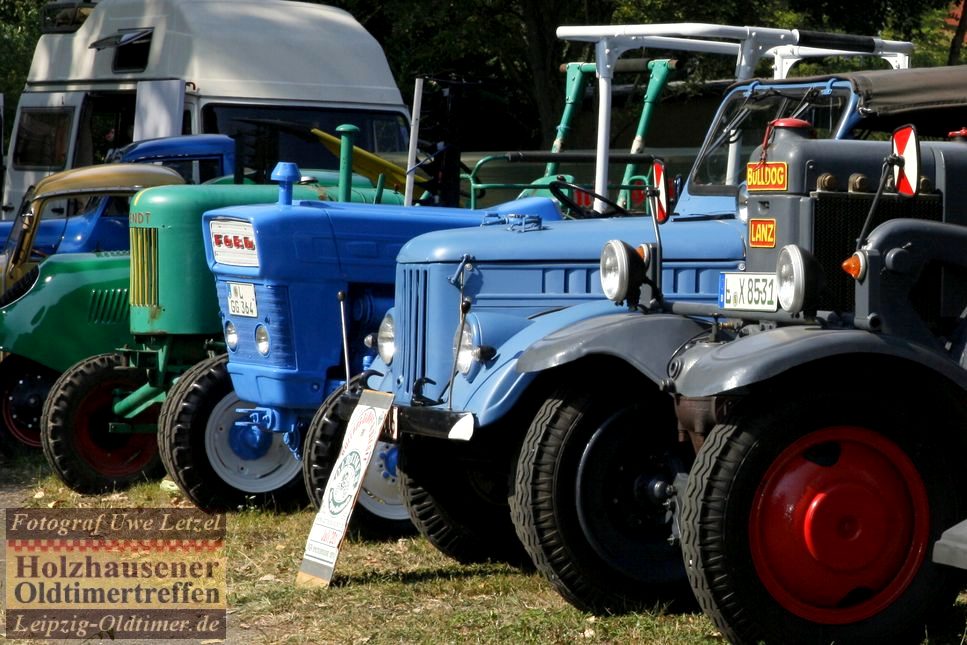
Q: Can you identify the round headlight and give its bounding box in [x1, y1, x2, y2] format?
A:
[600, 240, 631, 302]
[377, 313, 395, 365]
[736, 182, 749, 223]
[225, 321, 238, 351]
[600, 239, 647, 303]
[454, 324, 475, 375]
[255, 324, 270, 356]
[777, 245, 807, 313]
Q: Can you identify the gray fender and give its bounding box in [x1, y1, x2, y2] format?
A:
[516, 312, 708, 385]
[673, 326, 967, 397]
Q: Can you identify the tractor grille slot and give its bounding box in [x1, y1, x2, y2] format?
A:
[88, 288, 130, 324]
[813, 193, 942, 315]
[130, 227, 159, 307]
[399, 267, 428, 394]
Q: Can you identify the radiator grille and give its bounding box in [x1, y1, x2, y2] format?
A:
[130, 227, 159, 307]
[399, 267, 428, 393]
[88, 288, 130, 324]
[813, 193, 942, 314]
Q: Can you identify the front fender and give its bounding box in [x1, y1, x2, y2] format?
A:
[441, 300, 618, 425]
[672, 326, 967, 397]
[0, 252, 133, 373]
[517, 310, 709, 385]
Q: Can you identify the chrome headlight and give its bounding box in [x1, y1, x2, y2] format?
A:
[255, 324, 270, 356]
[736, 182, 749, 223]
[776, 245, 821, 314]
[225, 321, 238, 351]
[600, 239, 648, 304]
[377, 313, 395, 365]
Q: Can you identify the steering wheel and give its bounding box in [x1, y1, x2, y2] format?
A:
[548, 180, 631, 219]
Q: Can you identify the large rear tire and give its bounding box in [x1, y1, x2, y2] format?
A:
[0, 355, 58, 451]
[398, 433, 528, 566]
[681, 390, 963, 645]
[511, 378, 690, 613]
[41, 353, 163, 493]
[158, 355, 306, 511]
[303, 381, 413, 537]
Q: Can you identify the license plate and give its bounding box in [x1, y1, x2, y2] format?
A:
[718, 273, 778, 312]
[227, 282, 257, 317]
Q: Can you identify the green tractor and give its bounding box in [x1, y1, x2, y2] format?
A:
[0, 164, 186, 450]
[38, 180, 366, 492]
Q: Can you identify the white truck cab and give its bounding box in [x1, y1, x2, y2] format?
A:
[2, 0, 410, 216]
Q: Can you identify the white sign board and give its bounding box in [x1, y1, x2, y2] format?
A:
[297, 390, 393, 587]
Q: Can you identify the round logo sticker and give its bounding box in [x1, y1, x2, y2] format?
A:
[327, 450, 364, 516]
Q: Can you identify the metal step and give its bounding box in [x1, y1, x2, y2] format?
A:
[933, 519, 967, 570]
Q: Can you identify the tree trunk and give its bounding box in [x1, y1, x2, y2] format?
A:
[949, 0, 967, 65]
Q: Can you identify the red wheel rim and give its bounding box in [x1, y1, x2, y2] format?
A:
[72, 379, 158, 478]
[1, 366, 53, 448]
[3, 394, 41, 448]
[749, 426, 929, 624]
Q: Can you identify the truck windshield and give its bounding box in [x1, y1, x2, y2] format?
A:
[202, 104, 409, 180]
[689, 86, 850, 194]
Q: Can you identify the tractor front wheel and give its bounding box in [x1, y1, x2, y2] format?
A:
[681, 390, 963, 644]
[398, 433, 528, 566]
[41, 353, 163, 493]
[159, 355, 306, 511]
[511, 378, 690, 613]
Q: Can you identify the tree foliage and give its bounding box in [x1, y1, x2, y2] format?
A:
[0, 0, 44, 143]
[328, 0, 963, 148]
[0, 0, 963, 151]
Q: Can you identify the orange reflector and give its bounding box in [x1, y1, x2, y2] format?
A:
[841, 253, 866, 280]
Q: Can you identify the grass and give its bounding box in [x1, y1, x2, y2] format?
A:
[1, 452, 965, 644]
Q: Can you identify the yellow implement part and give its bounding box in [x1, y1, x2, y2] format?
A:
[310, 128, 426, 191]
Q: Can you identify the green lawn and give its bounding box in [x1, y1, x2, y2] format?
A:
[1, 453, 964, 644]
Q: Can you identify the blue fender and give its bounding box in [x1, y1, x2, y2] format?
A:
[445, 300, 706, 426]
[671, 326, 967, 398]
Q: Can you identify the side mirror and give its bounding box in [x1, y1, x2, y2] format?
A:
[891, 124, 920, 198]
[652, 159, 671, 224]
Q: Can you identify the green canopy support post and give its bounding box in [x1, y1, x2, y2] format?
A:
[336, 124, 360, 204]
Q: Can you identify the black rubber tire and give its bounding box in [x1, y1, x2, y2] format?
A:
[0, 265, 39, 308]
[41, 353, 163, 493]
[510, 378, 690, 613]
[398, 432, 528, 566]
[0, 354, 59, 451]
[303, 380, 414, 538]
[681, 389, 964, 645]
[158, 354, 307, 511]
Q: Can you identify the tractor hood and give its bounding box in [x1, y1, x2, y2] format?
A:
[397, 216, 745, 264]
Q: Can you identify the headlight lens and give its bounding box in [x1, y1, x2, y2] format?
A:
[454, 324, 475, 375]
[377, 313, 395, 365]
[255, 324, 270, 356]
[777, 245, 806, 313]
[736, 182, 749, 223]
[225, 321, 238, 351]
[600, 239, 647, 303]
[600, 240, 631, 302]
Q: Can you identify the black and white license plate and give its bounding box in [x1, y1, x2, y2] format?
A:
[718, 272, 777, 312]
[227, 282, 257, 317]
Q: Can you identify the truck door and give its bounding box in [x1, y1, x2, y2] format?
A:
[2, 91, 84, 219]
[133, 80, 185, 142]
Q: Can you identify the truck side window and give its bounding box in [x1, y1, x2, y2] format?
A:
[13, 109, 73, 170]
